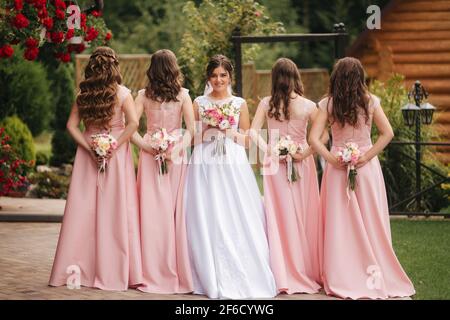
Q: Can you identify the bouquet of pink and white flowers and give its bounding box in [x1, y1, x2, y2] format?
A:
[336, 142, 361, 191]
[200, 101, 240, 130]
[273, 135, 303, 183]
[90, 133, 118, 173]
[149, 128, 178, 175]
[200, 102, 240, 156]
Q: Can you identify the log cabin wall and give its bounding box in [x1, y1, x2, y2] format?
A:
[348, 0, 450, 163]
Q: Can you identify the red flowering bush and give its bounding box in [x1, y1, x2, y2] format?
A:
[0, 0, 112, 63]
[0, 127, 32, 197]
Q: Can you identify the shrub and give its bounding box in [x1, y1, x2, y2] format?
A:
[48, 64, 77, 166]
[0, 116, 36, 163]
[0, 48, 53, 136]
[0, 127, 32, 196]
[28, 171, 70, 199]
[35, 151, 49, 166]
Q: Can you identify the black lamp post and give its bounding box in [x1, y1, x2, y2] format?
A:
[400, 81, 436, 211]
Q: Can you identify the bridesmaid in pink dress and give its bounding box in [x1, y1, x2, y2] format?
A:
[309, 57, 415, 299]
[131, 49, 195, 293]
[250, 58, 327, 294]
[49, 47, 143, 290]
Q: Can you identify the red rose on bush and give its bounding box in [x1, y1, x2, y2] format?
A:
[59, 52, 71, 63]
[65, 28, 75, 40]
[38, 8, 48, 19]
[12, 13, 30, 29]
[42, 17, 54, 29]
[25, 37, 39, 48]
[55, 9, 65, 20]
[0, 45, 14, 58]
[75, 43, 86, 53]
[33, 0, 47, 10]
[54, 0, 66, 10]
[91, 10, 102, 18]
[14, 0, 23, 11]
[51, 31, 64, 43]
[85, 27, 99, 41]
[80, 13, 87, 30]
[105, 32, 112, 41]
[24, 47, 39, 60]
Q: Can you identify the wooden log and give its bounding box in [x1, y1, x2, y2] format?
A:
[377, 31, 450, 41]
[380, 40, 450, 53]
[382, 21, 450, 32]
[394, 64, 450, 78]
[404, 79, 450, 93]
[392, 52, 450, 64]
[385, 11, 450, 21]
[392, 1, 450, 12]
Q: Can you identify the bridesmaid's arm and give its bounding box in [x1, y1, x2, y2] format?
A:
[116, 94, 139, 148]
[249, 101, 269, 154]
[66, 103, 91, 152]
[309, 108, 343, 169]
[295, 108, 329, 161]
[192, 101, 205, 146]
[130, 93, 149, 151]
[181, 92, 196, 147]
[355, 105, 394, 168]
[228, 101, 251, 149]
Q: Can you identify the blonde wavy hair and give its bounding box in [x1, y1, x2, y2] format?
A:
[76, 46, 122, 129]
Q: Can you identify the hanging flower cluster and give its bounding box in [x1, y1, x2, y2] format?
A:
[0, 0, 112, 63]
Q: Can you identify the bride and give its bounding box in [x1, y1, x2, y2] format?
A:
[183, 54, 276, 299]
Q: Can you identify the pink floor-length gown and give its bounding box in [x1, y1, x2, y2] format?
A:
[318, 94, 415, 299]
[260, 96, 322, 294]
[49, 85, 143, 291]
[136, 88, 193, 294]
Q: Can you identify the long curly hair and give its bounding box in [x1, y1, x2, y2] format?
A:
[206, 54, 234, 83]
[268, 58, 304, 121]
[76, 46, 122, 129]
[145, 49, 183, 102]
[327, 57, 370, 127]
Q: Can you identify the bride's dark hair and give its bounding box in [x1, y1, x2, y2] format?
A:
[206, 54, 234, 82]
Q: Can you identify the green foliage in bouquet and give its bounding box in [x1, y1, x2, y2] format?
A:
[178, 0, 284, 96]
[370, 74, 449, 213]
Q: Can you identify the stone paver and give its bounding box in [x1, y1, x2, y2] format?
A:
[0, 198, 411, 300]
[0, 197, 64, 222]
[0, 222, 342, 300]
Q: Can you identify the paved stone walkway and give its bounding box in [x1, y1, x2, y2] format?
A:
[0, 198, 410, 300]
[0, 222, 342, 300]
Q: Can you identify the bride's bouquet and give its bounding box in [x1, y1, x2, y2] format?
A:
[149, 128, 178, 175]
[273, 135, 303, 183]
[199, 102, 240, 156]
[90, 133, 118, 173]
[336, 142, 361, 191]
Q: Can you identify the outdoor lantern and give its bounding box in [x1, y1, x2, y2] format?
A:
[420, 102, 436, 125]
[401, 103, 420, 127]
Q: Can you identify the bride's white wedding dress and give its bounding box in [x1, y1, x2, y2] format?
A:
[184, 94, 276, 299]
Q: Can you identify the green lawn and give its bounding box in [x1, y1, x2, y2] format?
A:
[33, 131, 53, 158]
[391, 218, 450, 300]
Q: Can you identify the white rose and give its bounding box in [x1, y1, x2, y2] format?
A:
[219, 119, 230, 130]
